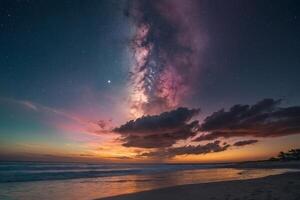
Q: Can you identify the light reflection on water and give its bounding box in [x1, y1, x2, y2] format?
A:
[0, 168, 295, 200]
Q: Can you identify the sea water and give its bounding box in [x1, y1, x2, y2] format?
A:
[0, 161, 294, 200]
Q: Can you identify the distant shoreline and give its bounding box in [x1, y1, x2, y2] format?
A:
[1, 159, 299, 165]
[99, 171, 300, 200]
[2, 159, 300, 169]
[231, 160, 300, 169]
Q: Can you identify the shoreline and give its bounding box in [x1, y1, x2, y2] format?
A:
[231, 160, 300, 169]
[98, 171, 300, 200]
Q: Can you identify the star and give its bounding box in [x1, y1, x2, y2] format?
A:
[107, 80, 111, 84]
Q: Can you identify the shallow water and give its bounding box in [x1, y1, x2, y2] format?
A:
[0, 162, 230, 183]
[0, 162, 296, 200]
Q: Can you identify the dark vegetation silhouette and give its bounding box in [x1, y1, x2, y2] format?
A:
[270, 149, 300, 161]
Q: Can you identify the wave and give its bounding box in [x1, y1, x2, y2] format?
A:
[0, 161, 230, 183]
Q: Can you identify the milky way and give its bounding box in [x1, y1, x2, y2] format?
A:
[126, 0, 205, 118]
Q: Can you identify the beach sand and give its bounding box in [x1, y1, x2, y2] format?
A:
[99, 172, 300, 200]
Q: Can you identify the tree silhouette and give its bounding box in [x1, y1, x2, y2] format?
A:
[271, 148, 300, 161]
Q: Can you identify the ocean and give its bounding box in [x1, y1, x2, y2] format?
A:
[0, 161, 294, 200]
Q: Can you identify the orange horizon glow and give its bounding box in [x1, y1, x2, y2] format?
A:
[1, 134, 300, 163]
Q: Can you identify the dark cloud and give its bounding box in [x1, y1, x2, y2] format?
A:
[105, 156, 133, 160]
[233, 140, 258, 147]
[140, 141, 230, 158]
[114, 107, 200, 134]
[114, 98, 300, 151]
[79, 154, 94, 157]
[114, 107, 200, 148]
[195, 99, 300, 141]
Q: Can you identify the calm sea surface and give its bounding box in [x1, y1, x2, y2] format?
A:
[0, 161, 295, 200]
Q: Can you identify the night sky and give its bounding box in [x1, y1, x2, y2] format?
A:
[0, 0, 300, 162]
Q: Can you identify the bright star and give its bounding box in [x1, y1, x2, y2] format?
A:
[107, 80, 111, 84]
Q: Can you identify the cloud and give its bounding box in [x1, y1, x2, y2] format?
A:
[0, 97, 111, 135]
[194, 98, 300, 141]
[114, 107, 200, 148]
[114, 107, 200, 134]
[19, 100, 39, 111]
[79, 154, 94, 157]
[233, 139, 258, 147]
[104, 156, 133, 160]
[139, 141, 230, 158]
[0, 97, 38, 111]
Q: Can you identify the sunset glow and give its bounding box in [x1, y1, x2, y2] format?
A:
[0, 0, 299, 164]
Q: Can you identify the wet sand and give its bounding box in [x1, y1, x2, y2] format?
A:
[99, 172, 300, 200]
